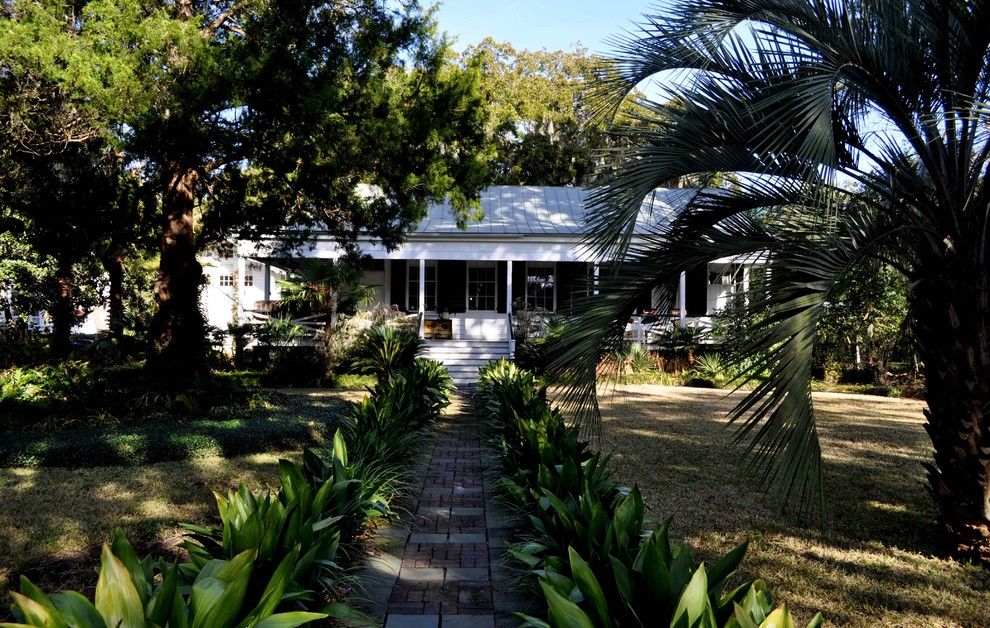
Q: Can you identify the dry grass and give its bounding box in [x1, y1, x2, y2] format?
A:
[0, 451, 289, 600]
[596, 385, 990, 627]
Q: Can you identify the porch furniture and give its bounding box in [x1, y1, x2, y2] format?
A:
[423, 318, 453, 340]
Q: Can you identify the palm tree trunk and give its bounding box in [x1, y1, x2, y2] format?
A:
[912, 268, 990, 564]
[52, 258, 74, 358]
[148, 163, 208, 385]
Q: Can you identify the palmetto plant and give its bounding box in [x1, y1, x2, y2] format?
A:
[549, 0, 990, 562]
[277, 259, 374, 332]
[352, 325, 425, 378]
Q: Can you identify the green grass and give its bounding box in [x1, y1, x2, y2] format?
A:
[0, 391, 349, 468]
[597, 385, 990, 627]
[330, 373, 377, 390]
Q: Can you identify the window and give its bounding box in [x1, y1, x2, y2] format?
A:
[219, 275, 234, 287]
[525, 263, 555, 310]
[407, 261, 437, 311]
[467, 262, 497, 311]
[243, 274, 254, 287]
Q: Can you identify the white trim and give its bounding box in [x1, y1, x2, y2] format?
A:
[406, 260, 437, 311]
[678, 271, 687, 328]
[506, 260, 513, 316]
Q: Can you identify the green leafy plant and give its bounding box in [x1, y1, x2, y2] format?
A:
[352, 325, 424, 379]
[477, 360, 824, 627]
[3, 529, 326, 628]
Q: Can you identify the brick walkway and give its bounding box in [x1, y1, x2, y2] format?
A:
[384, 402, 496, 628]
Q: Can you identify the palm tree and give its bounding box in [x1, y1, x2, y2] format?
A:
[550, 0, 990, 563]
[277, 259, 374, 334]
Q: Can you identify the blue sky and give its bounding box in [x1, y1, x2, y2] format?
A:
[433, 0, 657, 53]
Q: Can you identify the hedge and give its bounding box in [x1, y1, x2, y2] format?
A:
[0, 412, 343, 468]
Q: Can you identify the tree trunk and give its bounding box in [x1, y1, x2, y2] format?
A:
[148, 164, 208, 386]
[912, 265, 990, 565]
[104, 253, 125, 342]
[52, 258, 74, 358]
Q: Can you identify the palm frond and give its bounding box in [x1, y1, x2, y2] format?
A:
[550, 0, 990, 508]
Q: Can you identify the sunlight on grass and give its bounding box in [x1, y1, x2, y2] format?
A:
[599, 385, 990, 627]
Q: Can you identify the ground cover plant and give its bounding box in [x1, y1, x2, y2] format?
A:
[0, 390, 348, 468]
[0, 361, 266, 430]
[597, 384, 990, 626]
[474, 360, 821, 627]
[1, 330, 453, 623]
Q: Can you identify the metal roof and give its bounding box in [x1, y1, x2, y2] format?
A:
[414, 186, 695, 236]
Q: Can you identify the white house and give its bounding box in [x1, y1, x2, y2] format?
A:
[202, 186, 760, 381]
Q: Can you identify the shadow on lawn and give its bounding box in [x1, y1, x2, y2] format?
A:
[595, 386, 990, 626]
[0, 392, 357, 613]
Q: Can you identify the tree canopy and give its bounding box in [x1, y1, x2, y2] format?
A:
[461, 38, 604, 186]
[0, 0, 494, 376]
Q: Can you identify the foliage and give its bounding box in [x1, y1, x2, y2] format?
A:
[475, 360, 821, 627]
[513, 313, 570, 376]
[459, 39, 652, 187]
[689, 353, 728, 388]
[176, 360, 453, 611]
[0, 399, 343, 469]
[277, 261, 373, 323]
[1, 0, 494, 379]
[345, 360, 452, 466]
[327, 305, 416, 373]
[352, 325, 425, 380]
[814, 262, 910, 375]
[459, 39, 599, 186]
[5, 529, 326, 628]
[0, 362, 261, 428]
[547, 0, 990, 559]
[3, 357, 454, 623]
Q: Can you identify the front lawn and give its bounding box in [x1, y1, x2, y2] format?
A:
[0, 451, 287, 603]
[0, 389, 359, 609]
[597, 385, 990, 627]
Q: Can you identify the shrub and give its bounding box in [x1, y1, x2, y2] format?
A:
[0, 361, 261, 429]
[4, 357, 455, 624]
[352, 325, 424, 379]
[344, 360, 451, 466]
[6, 529, 327, 628]
[476, 359, 823, 628]
[0, 411, 341, 468]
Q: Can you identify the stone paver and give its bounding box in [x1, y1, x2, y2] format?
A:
[385, 397, 496, 625]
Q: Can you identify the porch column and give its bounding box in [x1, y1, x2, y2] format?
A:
[236, 255, 246, 323]
[593, 264, 600, 296]
[678, 271, 687, 328]
[263, 263, 271, 302]
[506, 260, 513, 315]
[418, 258, 426, 337]
[383, 260, 391, 305]
[506, 260, 514, 357]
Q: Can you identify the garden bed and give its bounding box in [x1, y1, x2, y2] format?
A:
[596, 385, 990, 627]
